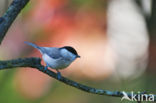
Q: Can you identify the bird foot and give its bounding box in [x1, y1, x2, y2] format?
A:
[57, 71, 61, 80]
[44, 65, 48, 72]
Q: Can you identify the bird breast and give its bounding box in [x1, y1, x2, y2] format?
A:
[42, 53, 71, 69]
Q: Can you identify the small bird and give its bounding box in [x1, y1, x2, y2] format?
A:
[25, 41, 80, 79]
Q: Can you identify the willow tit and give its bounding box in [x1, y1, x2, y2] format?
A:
[24, 41, 80, 79]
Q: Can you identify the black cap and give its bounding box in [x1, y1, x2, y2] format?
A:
[61, 46, 80, 57]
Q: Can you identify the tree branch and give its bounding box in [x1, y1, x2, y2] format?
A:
[0, 0, 155, 102]
[0, 57, 155, 101]
[0, 0, 29, 44]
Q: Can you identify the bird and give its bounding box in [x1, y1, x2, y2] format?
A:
[24, 41, 80, 79]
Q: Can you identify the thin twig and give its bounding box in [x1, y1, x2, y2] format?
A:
[0, 57, 155, 101]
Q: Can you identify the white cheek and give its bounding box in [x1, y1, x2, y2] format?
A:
[60, 49, 76, 60]
[60, 49, 69, 57]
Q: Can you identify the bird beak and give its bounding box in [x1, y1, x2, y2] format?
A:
[77, 55, 80, 58]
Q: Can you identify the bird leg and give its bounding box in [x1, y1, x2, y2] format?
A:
[44, 65, 48, 71]
[56, 69, 61, 80]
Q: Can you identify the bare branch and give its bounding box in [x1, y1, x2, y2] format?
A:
[0, 0, 29, 44]
[0, 57, 155, 101]
[0, 0, 155, 102]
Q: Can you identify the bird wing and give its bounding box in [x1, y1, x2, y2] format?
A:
[41, 47, 62, 59]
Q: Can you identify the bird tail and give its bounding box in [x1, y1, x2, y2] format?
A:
[24, 41, 40, 49]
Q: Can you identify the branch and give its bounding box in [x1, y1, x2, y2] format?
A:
[0, 0, 29, 44]
[0, 0, 155, 102]
[0, 57, 155, 101]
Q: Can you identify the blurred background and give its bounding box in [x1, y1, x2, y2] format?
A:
[0, 0, 156, 103]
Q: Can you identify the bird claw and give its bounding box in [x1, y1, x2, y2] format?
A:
[57, 72, 61, 80]
[44, 65, 48, 72]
